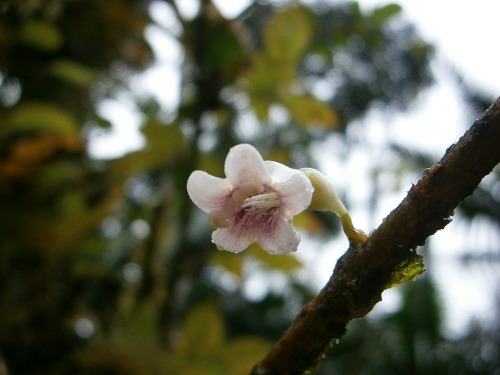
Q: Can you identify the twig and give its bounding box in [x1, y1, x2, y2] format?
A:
[251, 97, 500, 375]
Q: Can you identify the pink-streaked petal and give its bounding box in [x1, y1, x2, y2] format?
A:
[257, 218, 300, 254]
[265, 161, 313, 216]
[214, 201, 281, 253]
[212, 227, 255, 253]
[224, 144, 271, 188]
[187, 170, 232, 214]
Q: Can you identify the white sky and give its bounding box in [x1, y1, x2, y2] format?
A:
[347, 0, 500, 335]
[88, 0, 500, 336]
[366, 0, 500, 97]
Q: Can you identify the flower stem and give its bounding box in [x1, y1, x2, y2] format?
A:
[340, 213, 368, 244]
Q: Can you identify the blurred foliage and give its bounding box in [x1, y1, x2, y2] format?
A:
[0, 0, 498, 374]
[319, 272, 500, 375]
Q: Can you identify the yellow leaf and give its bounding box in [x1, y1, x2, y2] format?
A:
[249, 97, 271, 120]
[143, 121, 186, 159]
[9, 134, 83, 166]
[243, 54, 295, 120]
[293, 211, 323, 235]
[28, 184, 124, 254]
[220, 337, 273, 374]
[113, 301, 158, 343]
[181, 303, 225, 355]
[210, 250, 245, 278]
[247, 243, 302, 272]
[2, 102, 80, 137]
[264, 7, 313, 64]
[244, 54, 279, 98]
[197, 153, 224, 178]
[110, 122, 185, 175]
[262, 148, 290, 166]
[282, 94, 339, 129]
[170, 359, 226, 375]
[50, 59, 97, 87]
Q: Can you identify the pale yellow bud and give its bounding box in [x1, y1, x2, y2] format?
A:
[301, 168, 367, 244]
[300, 168, 348, 217]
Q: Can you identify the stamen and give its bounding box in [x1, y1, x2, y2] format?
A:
[241, 192, 280, 209]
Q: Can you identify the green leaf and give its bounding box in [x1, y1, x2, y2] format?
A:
[181, 303, 225, 355]
[2, 102, 80, 137]
[371, 4, 402, 24]
[49, 59, 97, 87]
[264, 7, 313, 64]
[17, 20, 63, 52]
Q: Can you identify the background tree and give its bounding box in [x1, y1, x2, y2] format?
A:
[0, 0, 498, 374]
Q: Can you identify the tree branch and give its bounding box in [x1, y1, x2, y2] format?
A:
[251, 97, 500, 375]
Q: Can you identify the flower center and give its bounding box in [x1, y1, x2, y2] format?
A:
[241, 192, 280, 210]
[210, 190, 280, 228]
[231, 191, 281, 237]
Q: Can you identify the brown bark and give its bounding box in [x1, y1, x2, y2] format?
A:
[251, 97, 500, 375]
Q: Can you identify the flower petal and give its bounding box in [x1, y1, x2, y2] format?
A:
[187, 170, 232, 214]
[212, 227, 255, 253]
[265, 161, 313, 216]
[224, 144, 271, 188]
[264, 160, 298, 183]
[257, 218, 301, 254]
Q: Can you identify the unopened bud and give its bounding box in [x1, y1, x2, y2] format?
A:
[300, 168, 348, 217]
[301, 168, 367, 244]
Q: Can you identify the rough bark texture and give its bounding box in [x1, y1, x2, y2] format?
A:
[251, 97, 500, 375]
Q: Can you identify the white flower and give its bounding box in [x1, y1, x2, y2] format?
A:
[187, 144, 313, 254]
